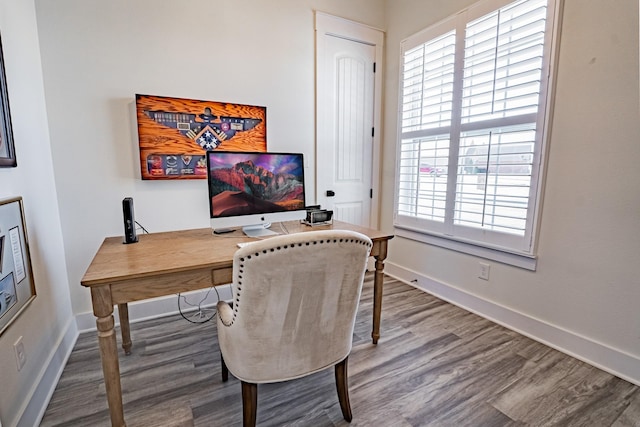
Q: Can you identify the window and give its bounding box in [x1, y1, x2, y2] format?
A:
[394, 0, 559, 264]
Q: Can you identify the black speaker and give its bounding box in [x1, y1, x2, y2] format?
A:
[122, 197, 138, 244]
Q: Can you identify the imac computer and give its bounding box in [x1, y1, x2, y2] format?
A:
[206, 151, 307, 237]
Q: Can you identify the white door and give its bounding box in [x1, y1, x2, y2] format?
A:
[315, 13, 383, 228]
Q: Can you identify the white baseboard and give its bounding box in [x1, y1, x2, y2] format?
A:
[17, 318, 78, 427]
[76, 286, 233, 332]
[385, 262, 640, 387]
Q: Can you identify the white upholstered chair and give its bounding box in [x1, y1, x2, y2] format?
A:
[216, 229, 373, 427]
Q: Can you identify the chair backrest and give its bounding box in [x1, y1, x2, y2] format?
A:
[217, 230, 372, 383]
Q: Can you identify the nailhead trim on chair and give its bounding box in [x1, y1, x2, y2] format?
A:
[229, 237, 372, 324]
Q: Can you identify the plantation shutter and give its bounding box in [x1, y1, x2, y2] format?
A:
[394, 0, 556, 256]
[397, 29, 456, 232]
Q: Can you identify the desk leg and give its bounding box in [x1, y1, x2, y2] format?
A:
[372, 240, 388, 345]
[117, 303, 132, 355]
[92, 286, 126, 427]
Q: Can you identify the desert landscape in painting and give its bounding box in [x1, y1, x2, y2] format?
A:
[209, 158, 305, 217]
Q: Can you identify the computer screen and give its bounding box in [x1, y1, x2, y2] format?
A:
[206, 151, 306, 236]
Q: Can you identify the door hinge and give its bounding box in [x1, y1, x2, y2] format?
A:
[371, 127, 375, 137]
[370, 188, 373, 199]
[373, 62, 376, 73]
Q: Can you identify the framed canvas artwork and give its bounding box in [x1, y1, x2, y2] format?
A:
[135, 94, 267, 180]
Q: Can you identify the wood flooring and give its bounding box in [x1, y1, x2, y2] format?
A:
[41, 274, 640, 426]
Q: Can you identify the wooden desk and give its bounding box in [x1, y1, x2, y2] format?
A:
[81, 220, 393, 427]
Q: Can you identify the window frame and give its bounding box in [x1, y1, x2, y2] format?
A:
[393, 0, 562, 269]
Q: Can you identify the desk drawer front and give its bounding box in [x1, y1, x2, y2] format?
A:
[110, 267, 233, 305]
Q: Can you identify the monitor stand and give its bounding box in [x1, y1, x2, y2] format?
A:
[242, 223, 278, 238]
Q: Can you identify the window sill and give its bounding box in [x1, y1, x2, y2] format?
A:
[394, 226, 537, 271]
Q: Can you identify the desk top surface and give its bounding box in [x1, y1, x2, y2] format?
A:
[81, 221, 393, 287]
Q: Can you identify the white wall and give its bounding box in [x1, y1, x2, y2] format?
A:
[381, 0, 640, 383]
[0, 0, 74, 425]
[34, 0, 385, 317]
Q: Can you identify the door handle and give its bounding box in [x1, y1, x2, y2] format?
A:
[326, 190, 335, 197]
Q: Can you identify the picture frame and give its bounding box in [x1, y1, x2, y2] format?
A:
[0, 197, 36, 336]
[135, 94, 267, 180]
[0, 34, 16, 168]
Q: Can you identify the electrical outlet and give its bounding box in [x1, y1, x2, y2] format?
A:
[14, 336, 26, 371]
[478, 262, 490, 281]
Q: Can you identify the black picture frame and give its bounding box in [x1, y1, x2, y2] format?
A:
[0, 34, 15, 168]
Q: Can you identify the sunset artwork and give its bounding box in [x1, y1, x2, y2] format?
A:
[135, 94, 267, 180]
[208, 153, 305, 218]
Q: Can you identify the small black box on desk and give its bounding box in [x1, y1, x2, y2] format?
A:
[303, 207, 333, 226]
